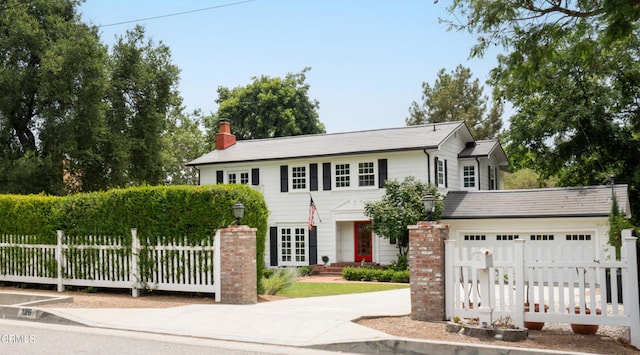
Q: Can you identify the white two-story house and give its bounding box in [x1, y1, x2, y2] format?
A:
[188, 119, 509, 267]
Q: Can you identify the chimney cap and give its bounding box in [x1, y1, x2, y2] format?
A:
[219, 118, 230, 123]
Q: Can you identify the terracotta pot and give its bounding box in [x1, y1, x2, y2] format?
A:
[568, 307, 602, 335]
[524, 303, 549, 331]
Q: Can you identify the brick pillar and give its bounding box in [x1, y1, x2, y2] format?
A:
[219, 225, 257, 304]
[408, 221, 449, 321]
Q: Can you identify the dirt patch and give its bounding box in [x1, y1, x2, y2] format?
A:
[357, 316, 639, 355]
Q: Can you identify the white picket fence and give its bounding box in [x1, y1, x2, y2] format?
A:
[445, 230, 640, 347]
[0, 229, 221, 301]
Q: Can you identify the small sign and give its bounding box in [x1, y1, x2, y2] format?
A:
[17, 308, 37, 320]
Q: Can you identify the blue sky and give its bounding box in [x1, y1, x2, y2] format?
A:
[79, 0, 502, 133]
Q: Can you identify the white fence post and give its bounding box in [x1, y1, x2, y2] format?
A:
[513, 239, 525, 328]
[56, 230, 64, 292]
[445, 239, 456, 319]
[621, 229, 639, 348]
[130, 228, 140, 298]
[213, 230, 221, 302]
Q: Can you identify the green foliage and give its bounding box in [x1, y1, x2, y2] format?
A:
[341, 267, 409, 283]
[608, 192, 635, 259]
[206, 68, 325, 143]
[406, 65, 503, 140]
[260, 268, 299, 295]
[387, 255, 408, 271]
[0, 184, 269, 293]
[297, 266, 314, 277]
[364, 177, 441, 257]
[503, 169, 557, 190]
[443, 1, 640, 222]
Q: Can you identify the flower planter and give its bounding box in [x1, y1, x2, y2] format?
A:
[568, 307, 602, 335]
[524, 303, 549, 331]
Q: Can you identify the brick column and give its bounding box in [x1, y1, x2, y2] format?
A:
[219, 225, 257, 304]
[408, 221, 449, 321]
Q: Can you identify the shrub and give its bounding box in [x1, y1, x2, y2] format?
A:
[297, 265, 313, 277]
[341, 266, 409, 283]
[391, 270, 410, 283]
[261, 268, 299, 295]
[0, 184, 270, 294]
[387, 255, 408, 271]
[262, 269, 275, 279]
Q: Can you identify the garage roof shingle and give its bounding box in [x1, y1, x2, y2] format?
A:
[442, 185, 630, 219]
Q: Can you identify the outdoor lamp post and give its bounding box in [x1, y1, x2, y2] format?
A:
[232, 201, 245, 225]
[422, 195, 436, 221]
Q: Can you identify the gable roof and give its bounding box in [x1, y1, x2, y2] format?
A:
[458, 140, 509, 166]
[441, 184, 630, 219]
[188, 121, 470, 166]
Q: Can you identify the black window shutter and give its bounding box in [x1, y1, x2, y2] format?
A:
[378, 158, 388, 188]
[309, 227, 318, 265]
[310, 163, 318, 191]
[269, 227, 278, 266]
[444, 160, 448, 188]
[216, 170, 224, 184]
[495, 167, 499, 190]
[322, 162, 331, 191]
[251, 168, 260, 186]
[434, 157, 439, 185]
[487, 165, 492, 190]
[280, 165, 288, 192]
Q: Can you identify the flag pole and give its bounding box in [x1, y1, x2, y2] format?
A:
[309, 192, 322, 223]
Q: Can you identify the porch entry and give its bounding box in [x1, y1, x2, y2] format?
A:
[354, 221, 372, 262]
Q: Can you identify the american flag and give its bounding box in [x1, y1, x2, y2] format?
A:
[308, 197, 318, 230]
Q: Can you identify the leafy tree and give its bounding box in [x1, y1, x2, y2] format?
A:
[503, 168, 557, 190]
[0, 0, 107, 194]
[406, 65, 503, 140]
[444, 1, 640, 59]
[104, 25, 181, 187]
[443, 1, 640, 221]
[608, 190, 633, 258]
[162, 108, 206, 185]
[206, 68, 325, 143]
[364, 177, 441, 257]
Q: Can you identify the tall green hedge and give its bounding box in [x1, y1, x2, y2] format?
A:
[0, 184, 269, 292]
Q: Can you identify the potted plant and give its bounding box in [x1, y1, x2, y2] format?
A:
[321, 255, 329, 266]
[523, 280, 549, 331]
[568, 306, 602, 335]
[567, 268, 602, 335]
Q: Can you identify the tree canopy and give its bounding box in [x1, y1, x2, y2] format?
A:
[364, 177, 441, 257]
[0, 1, 192, 194]
[406, 65, 503, 140]
[444, 1, 640, 221]
[207, 68, 325, 143]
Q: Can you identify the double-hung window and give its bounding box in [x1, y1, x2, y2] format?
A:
[291, 166, 307, 190]
[335, 163, 350, 188]
[463, 165, 475, 188]
[358, 162, 375, 187]
[489, 166, 497, 190]
[437, 159, 445, 187]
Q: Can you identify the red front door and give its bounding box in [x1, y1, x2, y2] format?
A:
[354, 221, 372, 262]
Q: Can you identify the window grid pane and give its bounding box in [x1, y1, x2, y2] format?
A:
[335, 164, 350, 188]
[463, 166, 475, 188]
[437, 160, 445, 186]
[240, 172, 249, 185]
[358, 162, 375, 187]
[292, 166, 306, 190]
[295, 228, 306, 262]
[228, 173, 237, 184]
[281, 228, 292, 262]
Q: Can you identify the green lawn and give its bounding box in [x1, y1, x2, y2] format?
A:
[277, 281, 409, 298]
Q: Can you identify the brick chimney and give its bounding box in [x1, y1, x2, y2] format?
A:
[216, 118, 236, 150]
